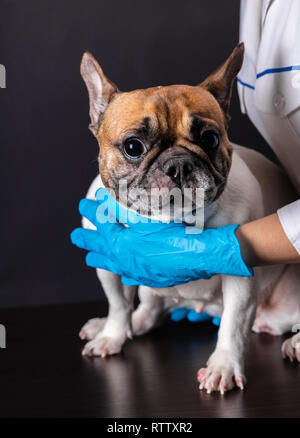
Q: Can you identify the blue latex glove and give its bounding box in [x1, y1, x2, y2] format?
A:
[171, 308, 221, 326]
[70, 188, 253, 288]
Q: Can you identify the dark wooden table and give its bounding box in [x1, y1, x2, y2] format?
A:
[0, 301, 299, 418]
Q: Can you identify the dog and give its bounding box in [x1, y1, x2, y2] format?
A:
[78, 43, 300, 394]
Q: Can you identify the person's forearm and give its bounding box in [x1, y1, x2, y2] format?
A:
[235, 213, 300, 267]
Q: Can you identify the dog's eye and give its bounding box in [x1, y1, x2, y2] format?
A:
[124, 137, 145, 159]
[200, 131, 219, 149]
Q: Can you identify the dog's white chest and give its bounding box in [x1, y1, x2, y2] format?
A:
[152, 275, 222, 305]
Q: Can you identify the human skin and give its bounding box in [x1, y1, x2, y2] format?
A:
[236, 212, 300, 267]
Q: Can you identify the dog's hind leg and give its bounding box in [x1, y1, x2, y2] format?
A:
[132, 286, 165, 336]
[253, 265, 300, 337]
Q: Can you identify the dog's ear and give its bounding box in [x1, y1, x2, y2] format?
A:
[80, 52, 119, 135]
[200, 43, 244, 124]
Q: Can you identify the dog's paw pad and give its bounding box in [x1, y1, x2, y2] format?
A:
[79, 317, 107, 340]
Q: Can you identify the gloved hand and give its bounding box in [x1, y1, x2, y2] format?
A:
[70, 188, 253, 288]
[171, 308, 221, 326]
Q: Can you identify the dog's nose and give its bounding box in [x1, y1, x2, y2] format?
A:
[163, 156, 194, 185]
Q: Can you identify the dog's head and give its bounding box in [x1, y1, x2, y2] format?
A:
[80, 44, 244, 218]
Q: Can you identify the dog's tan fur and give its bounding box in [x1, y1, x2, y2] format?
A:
[80, 46, 243, 203]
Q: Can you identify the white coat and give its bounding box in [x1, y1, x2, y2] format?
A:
[238, 0, 300, 253]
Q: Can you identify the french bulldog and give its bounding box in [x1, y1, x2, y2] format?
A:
[78, 43, 300, 394]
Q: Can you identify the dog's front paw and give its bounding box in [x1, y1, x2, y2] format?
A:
[79, 317, 107, 340]
[196, 350, 246, 395]
[282, 333, 300, 362]
[82, 334, 126, 358]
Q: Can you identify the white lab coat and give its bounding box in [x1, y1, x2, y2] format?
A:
[238, 0, 300, 253]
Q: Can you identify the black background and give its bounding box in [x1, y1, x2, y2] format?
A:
[0, 0, 273, 307]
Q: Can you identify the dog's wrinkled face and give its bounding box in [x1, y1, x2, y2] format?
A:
[81, 44, 244, 218]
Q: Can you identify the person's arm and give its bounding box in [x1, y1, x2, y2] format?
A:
[236, 211, 300, 267]
[71, 189, 300, 291]
[173, 209, 300, 324]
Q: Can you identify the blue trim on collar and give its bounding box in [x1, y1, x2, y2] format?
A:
[237, 77, 255, 90]
[257, 65, 300, 79]
[237, 65, 300, 89]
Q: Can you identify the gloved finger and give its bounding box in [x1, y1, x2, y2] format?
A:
[78, 198, 99, 227]
[79, 195, 125, 239]
[170, 308, 189, 322]
[128, 220, 186, 236]
[85, 252, 122, 275]
[95, 187, 133, 227]
[212, 316, 221, 327]
[121, 276, 140, 286]
[95, 187, 111, 203]
[95, 187, 184, 234]
[96, 187, 139, 224]
[96, 187, 155, 228]
[187, 310, 212, 322]
[70, 228, 106, 252]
